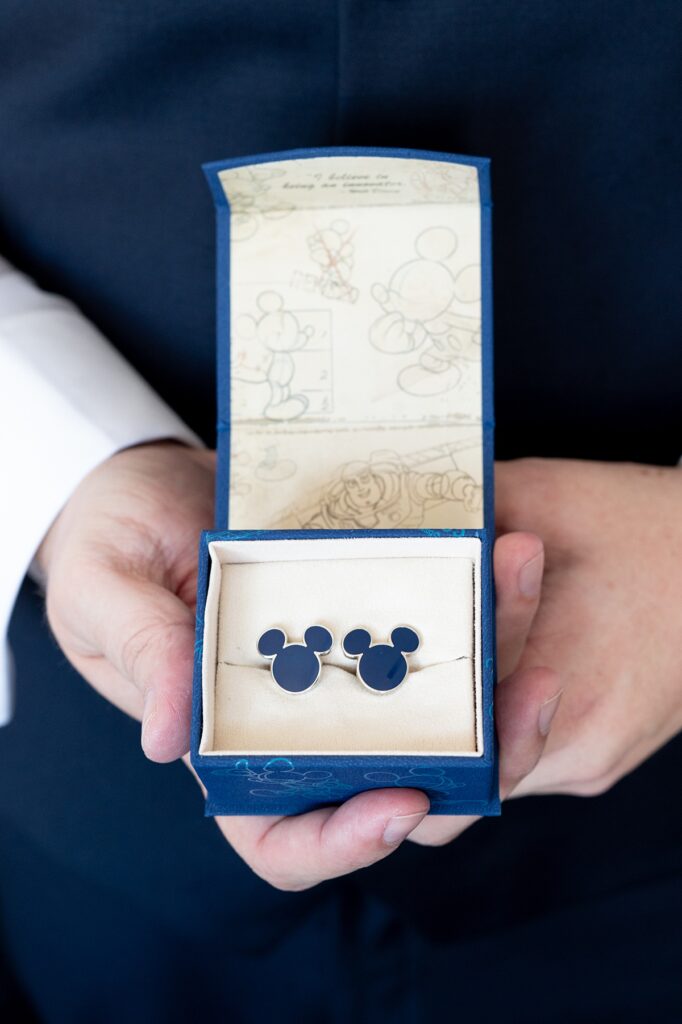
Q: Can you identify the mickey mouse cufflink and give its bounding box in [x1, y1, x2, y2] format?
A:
[342, 626, 420, 693]
[258, 624, 420, 694]
[258, 626, 333, 693]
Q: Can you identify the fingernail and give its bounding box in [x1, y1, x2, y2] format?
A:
[383, 811, 427, 846]
[518, 551, 544, 598]
[538, 689, 563, 737]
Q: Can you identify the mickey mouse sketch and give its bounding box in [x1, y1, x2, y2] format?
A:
[234, 291, 314, 421]
[369, 226, 481, 397]
[258, 626, 333, 693]
[306, 219, 358, 303]
[343, 627, 420, 693]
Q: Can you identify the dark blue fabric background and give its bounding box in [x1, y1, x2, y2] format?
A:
[1, 3, 680, 1022]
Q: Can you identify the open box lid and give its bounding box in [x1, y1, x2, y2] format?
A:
[203, 147, 494, 534]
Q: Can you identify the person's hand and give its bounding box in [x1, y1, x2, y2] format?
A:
[37, 441, 558, 890]
[408, 458, 682, 846]
[37, 441, 216, 756]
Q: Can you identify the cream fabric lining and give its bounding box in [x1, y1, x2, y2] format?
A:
[200, 537, 481, 756]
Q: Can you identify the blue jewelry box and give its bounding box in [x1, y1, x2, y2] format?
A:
[191, 147, 497, 816]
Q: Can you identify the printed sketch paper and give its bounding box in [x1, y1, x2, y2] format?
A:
[217, 155, 484, 530]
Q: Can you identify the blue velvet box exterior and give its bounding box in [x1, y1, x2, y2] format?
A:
[191, 147, 498, 817]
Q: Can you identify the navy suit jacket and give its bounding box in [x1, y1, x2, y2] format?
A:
[1, 4, 680, 1022]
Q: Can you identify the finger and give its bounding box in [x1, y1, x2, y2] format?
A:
[494, 531, 545, 679]
[408, 666, 561, 846]
[496, 666, 562, 796]
[57, 566, 196, 763]
[215, 788, 430, 891]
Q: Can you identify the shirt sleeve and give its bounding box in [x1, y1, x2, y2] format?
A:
[0, 256, 203, 725]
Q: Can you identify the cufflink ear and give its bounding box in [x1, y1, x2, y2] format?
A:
[258, 628, 286, 658]
[303, 625, 333, 654]
[391, 626, 420, 654]
[342, 628, 372, 658]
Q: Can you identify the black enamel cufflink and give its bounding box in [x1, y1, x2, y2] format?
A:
[257, 626, 333, 693]
[342, 626, 420, 692]
[258, 625, 420, 694]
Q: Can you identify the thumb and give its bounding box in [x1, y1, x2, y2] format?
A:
[83, 567, 196, 762]
[494, 531, 544, 679]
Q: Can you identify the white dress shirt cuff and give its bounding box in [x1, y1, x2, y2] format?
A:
[0, 257, 202, 724]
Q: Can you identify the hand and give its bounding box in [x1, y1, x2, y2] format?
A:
[38, 442, 557, 890]
[504, 459, 682, 797]
[408, 458, 682, 845]
[37, 441, 215, 758]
